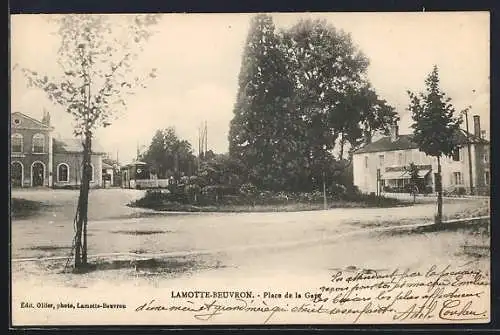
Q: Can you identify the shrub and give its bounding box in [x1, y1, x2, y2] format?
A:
[275, 191, 290, 201]
[310, 191, 324, 202]
[328, 183, 347, 197]
[184, 184, 202, 202]
[188, 175, 202, 185]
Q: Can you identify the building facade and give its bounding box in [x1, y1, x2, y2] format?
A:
[10, 111, 106, 188]
[352, 115, 490, 196]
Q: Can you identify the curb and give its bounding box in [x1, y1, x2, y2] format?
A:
[442, 216, 490, 224]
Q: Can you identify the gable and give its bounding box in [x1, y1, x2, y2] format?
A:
[11, 112, 51, 131]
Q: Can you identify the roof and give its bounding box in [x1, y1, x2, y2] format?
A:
[381, 167, 431, 180]
[102, 162, 113, 169]
[128, 161, 147, 166]
[120, 161, 148, 168]
[53, 138, 106, 154]
[354, 129, 489, 154]
[11, 112, 53, 131]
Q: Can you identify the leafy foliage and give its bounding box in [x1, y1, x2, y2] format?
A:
[407, 65, 463, 158]
[406, 161, 420, 183]
[140, 128, 196, 179]
[229, 16, 398, 193]
[407, 65, 463, 222]
[22, 14, 160, 137]
[228, 14, 297, 191]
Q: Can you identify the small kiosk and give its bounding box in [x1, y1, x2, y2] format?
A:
[120, 161, 150, 189]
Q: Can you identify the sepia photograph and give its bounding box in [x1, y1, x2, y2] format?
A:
[10, 12, 490, 326]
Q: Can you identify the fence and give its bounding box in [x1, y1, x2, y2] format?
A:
[133, 179, 171, 189]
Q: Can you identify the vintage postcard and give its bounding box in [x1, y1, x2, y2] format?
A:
[10, 12, 490, 326]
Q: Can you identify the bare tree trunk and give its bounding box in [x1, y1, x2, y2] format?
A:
[436, 156, 443, 224]
[74, 190, 83, 268]
[74, 133, 92, 270]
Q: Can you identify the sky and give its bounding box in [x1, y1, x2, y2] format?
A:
[10, 12, 490, 164]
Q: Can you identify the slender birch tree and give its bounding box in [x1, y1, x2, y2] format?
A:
[22, 14, 160, 270]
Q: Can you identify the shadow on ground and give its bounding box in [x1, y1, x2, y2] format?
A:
[38, 253, 232, 279]
[11, 198, 50, 220]
[374, 218, 490, 260]
[111, 229, 173, 235]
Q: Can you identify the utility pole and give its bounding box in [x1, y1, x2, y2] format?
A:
[205, 121, 208, 154]
[461, 108, 474, 195]
[197, 122, 207, 174]
[322, 171, 327, 210]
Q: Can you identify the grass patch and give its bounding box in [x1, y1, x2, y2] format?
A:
[11, 198, 45, 219]
[112, 230, 170, 236]
[444, 204, 490, 221]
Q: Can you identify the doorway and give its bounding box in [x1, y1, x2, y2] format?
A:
[11, 161, 23, 187]
[32, 162, 45, 187]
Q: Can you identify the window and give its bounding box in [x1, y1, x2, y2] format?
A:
[57, 163, 69, 182]
[364, 156, 368, 169]
[32, 134, 45, 153]
[453, 172, 463, 185]
[484, 150, 489, 163]
[11, 133, 23, 153]
[452, 148, 460, 162]
[484, 170, 490, 185]
[89, 164, 94, 182]
[379, 155, 384, 167]
[398, 153, 403, 165]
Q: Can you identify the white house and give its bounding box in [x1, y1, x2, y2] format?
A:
[352, 115, 490, 195]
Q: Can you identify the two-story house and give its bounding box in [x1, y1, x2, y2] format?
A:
[352, 115, 490, 195]
[10, 111, 54, 187]
[10, 111, 106, 188]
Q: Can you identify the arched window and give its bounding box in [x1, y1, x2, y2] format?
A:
[89, 163, 94, 182]
[57, 163, 69, 182]
[11, 133, 23, 153]
[32, 134, 45, 153]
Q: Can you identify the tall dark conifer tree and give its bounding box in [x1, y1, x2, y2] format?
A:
[228, 14, 295, 191]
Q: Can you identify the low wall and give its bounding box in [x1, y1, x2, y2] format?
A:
[134, 179, 170, 189]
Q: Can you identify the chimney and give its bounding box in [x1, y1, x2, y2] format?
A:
[390, 123, 399, 142]
[41, 110, 51, 126]
[481, 130, 486, 139]
[473, 115, 481, 138]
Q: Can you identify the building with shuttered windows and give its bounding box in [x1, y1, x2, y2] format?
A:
[352, 116, 490, 196]
[10, 111, 106, 188]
